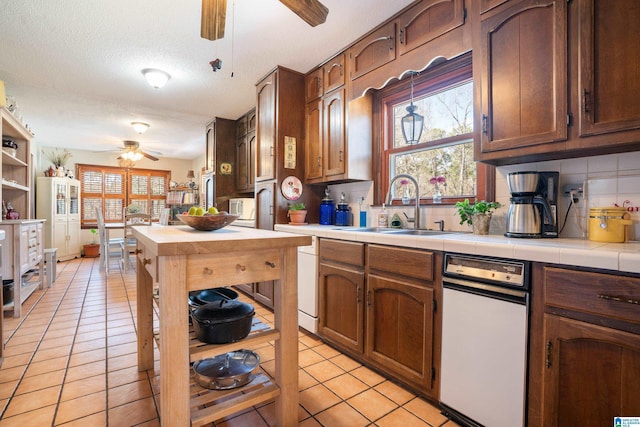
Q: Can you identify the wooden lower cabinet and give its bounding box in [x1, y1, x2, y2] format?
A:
[529, 264, 640, 426]
[318, 238, 440, 398]
[318, 263, 365, 354]
[366, 274, 435, 391]
[233, 281, 274, 310]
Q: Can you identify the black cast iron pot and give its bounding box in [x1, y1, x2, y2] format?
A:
[191, 299, 254, 344]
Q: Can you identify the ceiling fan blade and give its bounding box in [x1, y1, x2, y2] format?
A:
[279, 0, 329, 27]
[142, 152, 159, 161]
[201, 0, 227, 41]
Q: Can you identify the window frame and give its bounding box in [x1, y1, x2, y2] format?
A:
[373, 53, 494, 206]
[77, 164, 170, 228]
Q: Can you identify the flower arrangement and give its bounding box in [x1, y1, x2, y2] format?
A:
[429, 175, 446, 203]
[43, 148, 72, 168]
[126, 204, 141, 213]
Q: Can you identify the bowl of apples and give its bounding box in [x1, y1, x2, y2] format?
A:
[178, 206, 239, 231]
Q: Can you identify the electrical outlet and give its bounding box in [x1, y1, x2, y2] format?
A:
[563, 184, 584, 204]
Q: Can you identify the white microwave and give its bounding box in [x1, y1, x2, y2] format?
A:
[229, 198, 255, 220]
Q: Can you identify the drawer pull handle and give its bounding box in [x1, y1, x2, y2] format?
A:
[143, 258, 152, 266]
[265, 261, 276, 268]
[203, 267, 213, 275]
[598, 294, 639, 305]
[135, 249, 143, 254]
[236, 264, 246, 271]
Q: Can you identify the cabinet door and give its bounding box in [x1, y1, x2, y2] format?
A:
[479, 0, 567, 154]
[254, 281, 274, 309]
[397, 0, 465, 57]
[318, 263, 365, 354]
[256, 73, 277, 182]
[366, 274, 435, 392]
[54, 218, 68, 256]
[323, 53, 345, 93]
[67, 217, 81, 257]
[304, 99, 323, 182]
[19, 226, 29, 274]
[349, 21, 396, 80]
[578, 0, 640, 136]
[255, 181, 275, 231]
[323, 88, 346, 178]
[205, 121, 215, 172]
[305, 68, 323, 102]
[247, 131, 256, 190]
[235, 135, 249, 191]
[542, 314, 640, 426]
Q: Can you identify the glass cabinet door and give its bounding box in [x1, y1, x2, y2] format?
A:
[69, 182, 79, 215]
[55, 181, 67, 216]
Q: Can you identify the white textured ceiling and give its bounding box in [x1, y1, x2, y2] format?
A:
[0, 0, 414, 160]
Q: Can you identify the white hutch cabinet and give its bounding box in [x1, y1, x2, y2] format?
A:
[36, 177, 81, 261]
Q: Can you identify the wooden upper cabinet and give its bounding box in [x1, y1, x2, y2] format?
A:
[305, 99, 323, 181]
[480, 0, 509, 14]
[247, 110, 256, 133]
[323, 88, 346, 178]
[397, 0, 465, 57]
[479, 0, 567, 154]
[256, 72, 277, 182]
[323, 53, 345, 93]
[305, 68, 322, 102]
[578, 0, 640, 136]
[349, 21, 396, 80]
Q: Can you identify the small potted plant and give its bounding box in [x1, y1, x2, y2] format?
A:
[287, 202, 307, 225]
[455, 199, 501, 235]
[83, 228, 100, 258]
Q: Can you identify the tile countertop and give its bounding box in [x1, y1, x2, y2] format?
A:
[274, 224, 640, 275]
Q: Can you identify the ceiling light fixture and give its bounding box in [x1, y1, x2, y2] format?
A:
[142, 68, 171, 89]
[121, 151, 144, 162]
[401, 72, 424, 145]
[131, 122, 150, 134]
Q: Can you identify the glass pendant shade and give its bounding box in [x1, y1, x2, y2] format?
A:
[401, 103, 424, 144]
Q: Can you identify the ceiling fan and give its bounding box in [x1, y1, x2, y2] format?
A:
[201, 0, 329, 41]
[117, 140, 160, 162]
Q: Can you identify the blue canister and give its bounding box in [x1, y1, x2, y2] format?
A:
[335, 192, 352, 226]
[319, 188, 335, 225]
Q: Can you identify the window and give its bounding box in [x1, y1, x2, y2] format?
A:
[78, 164, 170, 227]
[375, 53, 493, 205]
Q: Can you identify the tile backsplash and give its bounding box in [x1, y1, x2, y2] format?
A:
[327, 150, 640, 241]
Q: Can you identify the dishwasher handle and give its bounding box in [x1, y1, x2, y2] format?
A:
[443, 277, 527, 305]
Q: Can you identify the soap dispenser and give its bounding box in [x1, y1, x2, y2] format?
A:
[319, 188, 336, 225]
[378, 203, 388, 227]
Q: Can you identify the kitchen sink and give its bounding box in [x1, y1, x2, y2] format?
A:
[332, 227, 458, 235]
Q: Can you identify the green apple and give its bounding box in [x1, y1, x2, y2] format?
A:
[208, 206, 219, 215]
[188, 206, 197, 215]
[195, 207, 205, 216]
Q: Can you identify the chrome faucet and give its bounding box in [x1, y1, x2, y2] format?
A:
[385, 174, 420, 229]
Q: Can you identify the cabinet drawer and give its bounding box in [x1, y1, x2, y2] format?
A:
[186, 249, 281, 289]
[137, 245, 157, 282]
[544, 267, 640, 325]
[368, 245, 434, 282]
[320, 239, 365, 267]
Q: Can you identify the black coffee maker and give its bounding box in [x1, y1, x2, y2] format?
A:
[505, 171, 559, 238]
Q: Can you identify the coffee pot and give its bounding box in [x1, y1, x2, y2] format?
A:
[505, 171, 558, 238]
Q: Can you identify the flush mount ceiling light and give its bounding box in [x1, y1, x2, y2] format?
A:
[131, 122, 150, 134]
[401, 72, 424, 145]
[142, 68, 171, 89]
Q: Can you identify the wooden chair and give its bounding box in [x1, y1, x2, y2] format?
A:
[95, 207, 124, 275]
[121, 212, 152, 273]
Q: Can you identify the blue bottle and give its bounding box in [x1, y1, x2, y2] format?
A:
[319, 188, 335, 225]
[335, 192, 352, 226]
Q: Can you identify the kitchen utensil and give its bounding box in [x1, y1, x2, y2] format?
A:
[192, 350, 260, 390]
[178, 212, 239, 231]
[191, 299, 255, 344]
[507, 171, 540, 195]
[188, 287, 238, 309]
[589, 207, 632, 242]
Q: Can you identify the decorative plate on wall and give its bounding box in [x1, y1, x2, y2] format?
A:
[281, 176, 303, 201]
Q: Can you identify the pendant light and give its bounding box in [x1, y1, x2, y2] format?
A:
[401, 72, 424, 145]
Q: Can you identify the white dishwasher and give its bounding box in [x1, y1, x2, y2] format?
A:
[297, 236, 318, 333]
[440, 253, 530, 427]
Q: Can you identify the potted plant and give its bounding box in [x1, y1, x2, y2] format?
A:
[83, 228, 100, 258]
[287, 202, 307, 224]
[455, 199, 501, 235]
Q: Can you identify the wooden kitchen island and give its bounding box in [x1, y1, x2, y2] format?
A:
[133, 225, 311, 426]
